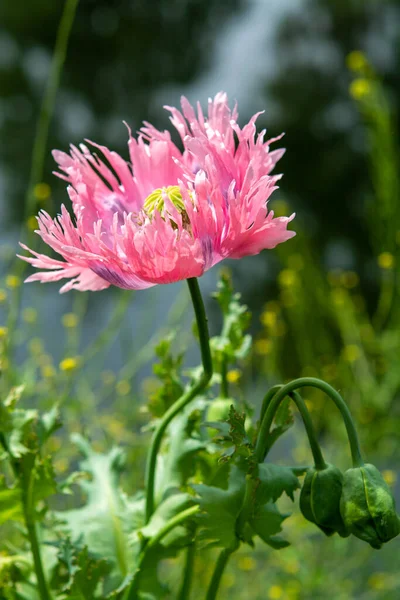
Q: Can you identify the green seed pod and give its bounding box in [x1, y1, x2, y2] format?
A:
[300, 464, 348, 537]
[206, 397, 235, 423]
[340, 463, 400, 549]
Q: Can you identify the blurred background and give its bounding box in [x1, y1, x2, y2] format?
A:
[1, 0, 400, 598]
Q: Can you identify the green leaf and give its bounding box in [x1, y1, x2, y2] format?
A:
[263, 398, 294, 454]
[56, 435, 140, 586]
[246, 463, 300, 548]
[219, 406, 254, 465]
[156, 399, 206, 500]
[57, 539, 110, 600]
[0, 476, 23, 526]
[211, 271, 252, 363]
[149, 334, 184, 417]
[37, 405, 62, 445]
[249, 501, 288, 545]
[193, 464, 246, 549]
[256, 464, 300, 504]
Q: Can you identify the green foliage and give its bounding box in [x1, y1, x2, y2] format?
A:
[0, 476, 23, 526]
[247, 463, 300, 549]
[155, 399, 206, 499]
[193, 464, 246, 549]
[148, 334, 184, 417]
[211, 271, 252, 363]
[55, 540, 110, 600]
[56, 435, 139, 583]
[262, 398, 294, 456]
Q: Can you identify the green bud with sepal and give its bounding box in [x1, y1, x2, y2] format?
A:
[300, 463, 348, 537]
[340, 463, 400, 549]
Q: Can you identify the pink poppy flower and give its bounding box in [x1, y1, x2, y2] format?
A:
[19, 93, 295, 293]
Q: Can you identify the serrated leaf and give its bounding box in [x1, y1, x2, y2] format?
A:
[246, 463, 299, 549]
[249, 502, 288, 545]
[211, 271, 252, 363]
[263, 398, 294, 454]
[56, 435, 140, 586]
[193, 464, 246, 549]
[149, 334, 184, 417]
[219, 407, 254, 464]
[57, 540, 110, 599]
[256, 464, 300, 504]
[155, 399, 206, 500]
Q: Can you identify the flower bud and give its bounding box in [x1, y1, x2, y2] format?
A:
[340, 463, 400, 549]
[300, 464, 348, 537]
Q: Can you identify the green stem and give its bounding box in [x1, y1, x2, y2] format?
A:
[125, 506, 199, 600]
[205, 543, 239, 600]
[144, 278, 212, 523]
[220, 358, 229, 398]
[24, 0, 80, 225]
[259, 384, 283, 423]
[256, 377, 364, 467]
[261, 386, 326, 469]
[289, 391, 326, 470]
[25, 519, 52, 600]
[177, 539, 196, 600]
[0, 434, 51, 599]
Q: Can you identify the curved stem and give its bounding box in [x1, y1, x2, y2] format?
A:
[125, 506, 199, 600]
[205, 543, 239, 600]
[177, 539, 196, 600]
[145, 278, 212, 523]
[256, 377, 364, 467]
[259, 384, 283, 423]
[289, 391, 326, 470]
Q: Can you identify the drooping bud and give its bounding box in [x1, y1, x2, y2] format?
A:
[340, 463, 400, 549]
[300, 464, 348, 537]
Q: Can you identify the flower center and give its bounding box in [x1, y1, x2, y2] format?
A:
[143, 185, 185, 215]
[143, 185, 192, 232]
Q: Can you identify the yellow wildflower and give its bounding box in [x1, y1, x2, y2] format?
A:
[62, 313, 79, 328]
[268, 585, 283, 599]
[343, 345, 360, 363]
[378, 252, 394, 269]
[227, 369, 241, 384]
[116, 379, 131, 396]
[59, 357, 80, 372]
[349, 78, 371, 100]
[261, 310, 277, 328]
[22, 307, 37, 324]
[278, 269, 298, 287]
[382, 470, 396, 486]
[254, 339, 272, 355]
[5, 275, 21, 289]
[33, 182, 51, 201]
[346, 50, 368, 72]
[26, 216, 38, 231]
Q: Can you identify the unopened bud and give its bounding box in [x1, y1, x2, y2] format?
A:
[300, 464, 348, 537]
[340, 464, 400, 549]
